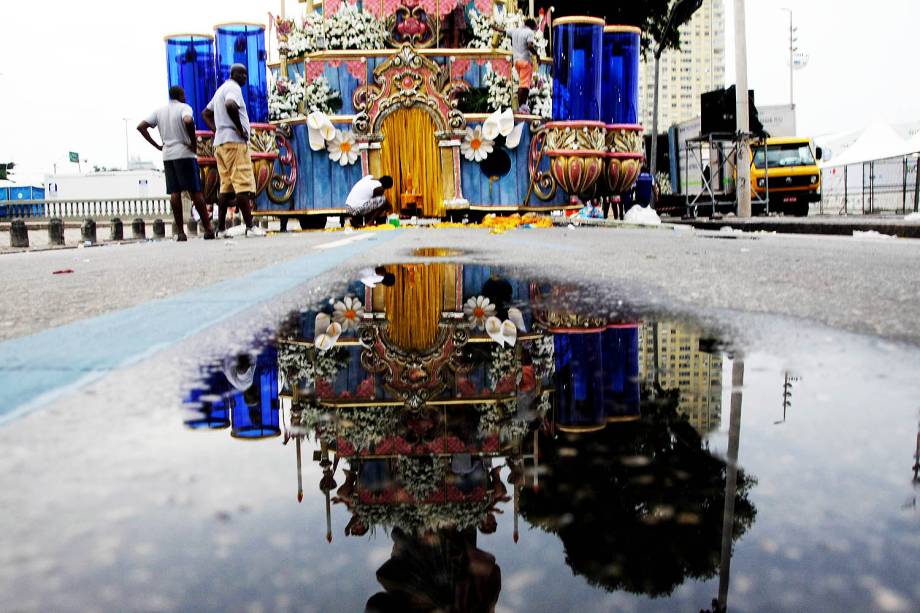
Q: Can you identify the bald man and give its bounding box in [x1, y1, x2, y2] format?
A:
[203, 64, 265, 237]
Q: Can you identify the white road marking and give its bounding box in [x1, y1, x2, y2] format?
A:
[313, 233, 376, 251]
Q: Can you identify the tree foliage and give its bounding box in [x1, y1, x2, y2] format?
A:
[533, 0, 704, 55]
[521, 387, 757, 597]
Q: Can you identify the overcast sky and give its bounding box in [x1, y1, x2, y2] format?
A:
[1, 0, 917, 185]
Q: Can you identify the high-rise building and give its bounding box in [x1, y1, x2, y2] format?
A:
[638, 0, 726, 131]
[637, 322, 723, 435]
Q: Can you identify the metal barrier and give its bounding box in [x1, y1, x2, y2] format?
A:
[0, 197, 171, 220]
[820, 156, 920, 215]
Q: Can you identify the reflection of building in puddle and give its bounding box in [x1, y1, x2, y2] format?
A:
[638, 322, 723, 434]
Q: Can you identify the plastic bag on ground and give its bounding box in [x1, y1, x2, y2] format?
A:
[623, 205, 662, 226]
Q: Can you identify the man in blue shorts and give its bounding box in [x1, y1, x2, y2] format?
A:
[138, 85, 216, 240]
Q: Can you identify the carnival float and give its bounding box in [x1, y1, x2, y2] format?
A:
[163, 1, 643, 229]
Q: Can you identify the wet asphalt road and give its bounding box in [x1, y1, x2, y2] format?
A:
[3, 225, 920, 612]
[1, 225, 919, 347]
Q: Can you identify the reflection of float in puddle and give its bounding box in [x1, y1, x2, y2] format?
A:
[411, 247, 467, 257]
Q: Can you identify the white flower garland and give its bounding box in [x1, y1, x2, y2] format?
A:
[268, 71, 306, 121]
[278, 343, 315, 390]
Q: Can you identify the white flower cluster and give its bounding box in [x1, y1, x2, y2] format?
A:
[268, 71, 307, 121]
[279, 11, 326, 57]
[528, 72, 553, 119]
[268, 72, 340, 120]
[467, 9, 548, 56]
[280, 6, 386, 57]
[483, 64, 515, 112]
[303, 76, 340, 114]
[278, 343, 315, 390]
[326, 4, 387, 50]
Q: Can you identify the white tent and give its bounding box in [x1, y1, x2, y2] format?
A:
[821, 122, 914, 168]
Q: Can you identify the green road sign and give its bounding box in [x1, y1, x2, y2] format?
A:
[68, 152, 79, 163]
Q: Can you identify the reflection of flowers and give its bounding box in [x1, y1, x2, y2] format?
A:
[529, 335, 556, 379]
[328, 130, 360, 166]
[397, 456, 448, 502]
[461, 127, 494, 162]
[315, 346, 348, 380]
[354, 501, 493, 533]
[338, 406, 399, 452]
[278, 344, 314, 390]
[488, 345, 520, 390]
[333, 296, 364, 331]
[463, 295, 496, 329]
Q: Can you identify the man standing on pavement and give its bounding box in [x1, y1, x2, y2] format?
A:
[345, 174, 393, 228]
[494, 18, 539, 114]
[137, 85, 216, 240]
[202, 64, 266, 237]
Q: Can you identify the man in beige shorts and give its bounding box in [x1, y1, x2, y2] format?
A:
[203, 64, 266, 237]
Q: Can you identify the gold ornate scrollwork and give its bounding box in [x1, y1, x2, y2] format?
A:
[352, 45, 467, 137]
[607, 128, 644, 155]
[545, 125, 607, 152]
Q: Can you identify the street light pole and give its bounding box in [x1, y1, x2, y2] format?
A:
[781, 8, 796, 107]
[734, 0, 752, 218]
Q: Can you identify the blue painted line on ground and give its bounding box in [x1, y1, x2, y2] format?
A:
[0, 233, 397, 424]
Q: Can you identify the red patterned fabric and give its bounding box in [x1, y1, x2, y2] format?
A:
[355, 377, 375, 398]
[451, 58, 471, 80]
[337, 438, 356, 457]
[383, 0, 401, 16]
[520, 365, 535, 392]
[420, 0, 437, 13]
[364, 0, 386, 17]
[325, 0, 342, 17]
[474, 0, 492, 14]
[315, 378, 334, 398]
[438, 0, 459, 16]
[346, 60, 367, 83]
[304, 61, 325, 82]
[494, 374, 516, 394]
[493, 59, 512, 79]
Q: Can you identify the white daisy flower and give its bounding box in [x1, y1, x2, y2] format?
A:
[463, 296, 496, 330]
[461, 126, 494, 162]
[333, 296, 364, 331]
[328, 130, 359, 166]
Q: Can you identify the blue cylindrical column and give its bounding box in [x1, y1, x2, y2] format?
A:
[214, 23, 269, 124]
[553, 331, 606, 433]
[552, 16, 605, 121]
[164, 34, 217, 129]
[601, 26, 641, 126]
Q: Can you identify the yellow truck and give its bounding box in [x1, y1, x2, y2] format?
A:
[750, 137, 823, 216]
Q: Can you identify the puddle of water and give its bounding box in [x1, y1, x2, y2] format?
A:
[412, 247, 467, 257]
[6, 263, 920, 612]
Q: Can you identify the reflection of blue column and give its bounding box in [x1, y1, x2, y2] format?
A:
[214, 23, 269, 123]
[601, 326, 641, 422]
[552, 17, 605, 121]
[184, 387, 230, 430]
[165, 34, 217, 129]
[553, 332, 606, 432]
[601, 27, 641, 125]
[230, 348, 280, 439]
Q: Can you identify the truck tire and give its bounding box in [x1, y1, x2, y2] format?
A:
[298, 215, 327, 230]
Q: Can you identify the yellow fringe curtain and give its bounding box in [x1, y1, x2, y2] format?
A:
[380, 108, 445, 218]
[384, 264, 445, 352]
